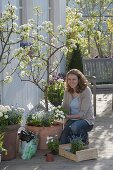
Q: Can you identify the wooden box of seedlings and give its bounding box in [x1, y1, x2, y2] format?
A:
[59, 144, 98, 162]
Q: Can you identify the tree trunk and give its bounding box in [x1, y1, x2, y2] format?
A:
[44, 87, 48, 111]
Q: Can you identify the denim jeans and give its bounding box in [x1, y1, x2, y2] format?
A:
[59, 119, 93, 144]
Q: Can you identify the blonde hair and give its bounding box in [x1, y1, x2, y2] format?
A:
[65, 69, 89, 94]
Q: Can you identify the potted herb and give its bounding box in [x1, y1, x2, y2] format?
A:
[59, 137, 98, 162]
[70, 137, 85, 154]
[46, 135, 59, 155]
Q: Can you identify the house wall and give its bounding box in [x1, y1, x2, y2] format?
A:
[49, 0, 66, 74]
[0, 0, 20, 106]
[1, 0, 49, 112]
[0, 0, 66, 113]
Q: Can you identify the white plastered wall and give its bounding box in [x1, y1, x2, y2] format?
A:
[49, 0, 66, 74]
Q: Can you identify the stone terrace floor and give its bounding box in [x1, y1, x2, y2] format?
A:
[0, 94, 113, 170]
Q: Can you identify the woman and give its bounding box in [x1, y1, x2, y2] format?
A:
[59, 69, 95, 145]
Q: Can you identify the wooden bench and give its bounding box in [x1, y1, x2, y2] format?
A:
[82, 58, 113, 116]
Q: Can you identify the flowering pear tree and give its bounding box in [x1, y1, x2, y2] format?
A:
[66, 0, 113, 58]
[66, 6, 87, 68]
[0, 2, 24, 83]
[107, 19, 113, 34]
[13, 7, 76, 111]
[0, 3, 76, 111]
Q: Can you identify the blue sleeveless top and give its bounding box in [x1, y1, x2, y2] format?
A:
[70, 96, 80, 115]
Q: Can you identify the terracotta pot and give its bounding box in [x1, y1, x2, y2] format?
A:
[46, 153, 54, 162]
[1, 124, 20, 161]
[26, 124, 63, 150]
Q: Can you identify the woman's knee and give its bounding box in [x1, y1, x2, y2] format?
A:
[70, 123, 78, 133]
[70, 120, 87, 133]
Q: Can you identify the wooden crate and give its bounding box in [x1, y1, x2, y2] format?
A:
[59, 144, 98, 162]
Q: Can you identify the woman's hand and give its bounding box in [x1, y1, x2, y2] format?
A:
[66, 114, 80, 119]
[66, 115, 71, 119]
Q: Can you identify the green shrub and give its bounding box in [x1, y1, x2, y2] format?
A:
[67, 44, 83, 73]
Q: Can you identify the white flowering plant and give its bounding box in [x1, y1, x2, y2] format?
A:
[0, 105, 24, 154]
[0, 105, 25, 131]
[26, 110, 55, 127]
[46, 135, 59, 154]
[26, 101, 67, 127]
[53, 105, 67, 121]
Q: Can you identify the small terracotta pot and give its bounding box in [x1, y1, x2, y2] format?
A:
[46, 153, 54, 162]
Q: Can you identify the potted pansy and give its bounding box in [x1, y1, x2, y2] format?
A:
[0, 105, 25, 160]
